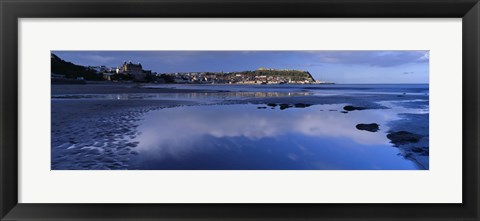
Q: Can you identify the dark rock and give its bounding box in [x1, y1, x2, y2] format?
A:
[279, 104, 293, 110]
[386, 131, 422, 146]
[257, 106, 267, 109]
[294, 103, 312, 108]
[343, 105, 367, 111]
[267, 103, 277, 107]
[356, 123, 379, 132]
[411, 147, 424, 153]
[411, 147, 429, 156]
[341, 111, 348, 114]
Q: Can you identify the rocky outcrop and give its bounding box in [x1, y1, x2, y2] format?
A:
[386, 131, 422, 146]
[356, 123, 379, 132]
[343, 105, 367, 111]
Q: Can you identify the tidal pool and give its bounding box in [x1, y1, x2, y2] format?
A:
[128, 103, 426, 170]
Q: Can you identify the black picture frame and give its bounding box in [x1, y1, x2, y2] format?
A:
[1, 0, 479, 220]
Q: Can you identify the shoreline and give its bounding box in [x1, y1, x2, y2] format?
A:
[51, 83, 429, 170]
[386, 113, 429, 169]
[52, 82, 231, 95]
[51, 99, 197, 169]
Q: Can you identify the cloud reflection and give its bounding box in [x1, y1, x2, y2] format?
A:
[134, 102, 426, 158]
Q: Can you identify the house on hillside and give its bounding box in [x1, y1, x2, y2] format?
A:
[121, 61, 146, 81]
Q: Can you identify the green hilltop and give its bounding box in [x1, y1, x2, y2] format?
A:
[51, 53, 103, 80]
[188, 68, 316, 84]
[51, 53, 318, 84]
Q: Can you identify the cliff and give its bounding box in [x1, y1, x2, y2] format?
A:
[194, 69, 316, 84]
[51, 53, 103, 80]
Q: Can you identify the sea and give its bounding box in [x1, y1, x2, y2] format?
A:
[51, 84, 429, 170]
[127, 84, 429, 170]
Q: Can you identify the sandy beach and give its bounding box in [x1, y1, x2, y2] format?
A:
[51, 83, 202, 169]
[52, 82, 429, 170]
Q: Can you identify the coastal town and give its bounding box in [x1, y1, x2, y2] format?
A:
[51, 50, 429, 170]
[51, 53, 332, 84]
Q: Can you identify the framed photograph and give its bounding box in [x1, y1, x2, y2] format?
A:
[1, 0, 479, 220]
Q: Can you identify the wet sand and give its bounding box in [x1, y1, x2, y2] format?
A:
[52, 82, 228, 94]
[386, 114, 429, 169]
[51, 83, 429, 170]
[51, 99, 196, 170]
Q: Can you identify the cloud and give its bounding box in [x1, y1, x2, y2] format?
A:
[80, 54, 116, 64]
[307, 51, 429, 67]
[418, 52, 429, 61]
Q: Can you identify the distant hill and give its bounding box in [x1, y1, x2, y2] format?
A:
[193, 69, 316, 84]
[239, 69, 315, 82]
[51, 53, 103, 80]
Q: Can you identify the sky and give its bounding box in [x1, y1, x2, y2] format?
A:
[52, 51, 429, 84]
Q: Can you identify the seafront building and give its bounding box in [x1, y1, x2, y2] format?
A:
[160, 68, 318, 84]
[51, 53, 331, 84]
[118, 61, 146, 81]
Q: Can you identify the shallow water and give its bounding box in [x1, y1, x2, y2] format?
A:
[51, 84, 429, 170]
[145, 83, 429, 95]
[51, 91, 313, 102]
[128, 102, 426, 170]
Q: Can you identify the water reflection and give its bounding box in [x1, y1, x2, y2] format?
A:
[129, 103, 426, 170]
[51, 91, 312, 101]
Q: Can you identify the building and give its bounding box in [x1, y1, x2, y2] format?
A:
[103, 72, 115, 81]
[122, 61, 145, 81]
[51, 73, 65, 79]
[88, 65, 108, 73]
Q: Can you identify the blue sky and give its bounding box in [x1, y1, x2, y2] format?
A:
[52, 51, 429, 84]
